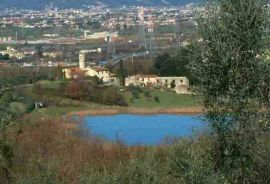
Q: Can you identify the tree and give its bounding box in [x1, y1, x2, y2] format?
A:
[0, 54, 9, 60]
[153, 46, 197, 84]
[192, 0, 270, 183]
[36, 46, 43, 72]
[116, 60, 127, 86]
[153, 53, 174, 76]
[87, 21, 101, 30]
[66, 79, 91, 101]
[102, 87, 127, 106]
[56, 65, 63, 80]
[170, 80, 176, 89]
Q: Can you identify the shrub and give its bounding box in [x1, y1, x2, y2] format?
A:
[79, 169, 119, 184]
[66, 79, 92, 101]
[102, 87, 127, 106]
[0, 138, 13, 184]
[15, 159, 61, 184]
[170, 80, 176, 89]
[167, 137, 227, 184]
[127, 84, 143, 99]
[154, 96, 160, 103]
[8, 102, 26, 116]
[144, 90, 151, 98]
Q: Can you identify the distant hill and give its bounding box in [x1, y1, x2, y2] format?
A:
[0, 0, 197, 9]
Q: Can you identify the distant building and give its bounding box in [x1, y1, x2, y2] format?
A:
[62, 67, 86, 79]
[43, 51, 63, 58]
[0, 47, 25, 60]
[23, 63, 34, 67]
[0, 37, 12, 43]
[125, 75, 159, 87]
[43, 34, 59, 37]
[62, 49, 118, 84]
[21, 47, 36, 55]
[84, 31, 118, 40]
[125, 75, 190, 94]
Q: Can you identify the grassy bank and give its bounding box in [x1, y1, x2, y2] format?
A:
[16, 81, 200, 121]
[124, 89, 198, 108]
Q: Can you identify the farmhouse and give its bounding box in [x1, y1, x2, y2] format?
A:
[125, 75, 190, 94]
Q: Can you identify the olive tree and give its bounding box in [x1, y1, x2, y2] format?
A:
[192, 0, 270, 183]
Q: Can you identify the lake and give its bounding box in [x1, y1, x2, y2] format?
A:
[80, 114, 207, 146]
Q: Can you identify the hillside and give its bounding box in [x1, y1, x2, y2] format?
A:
[0, 0, 196, 9]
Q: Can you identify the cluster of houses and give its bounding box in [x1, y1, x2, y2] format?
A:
[0, 47, 25, 60]
[0, 46, 64, 60]
[62, 50, 190, 94]
[62, 49, 119, 84]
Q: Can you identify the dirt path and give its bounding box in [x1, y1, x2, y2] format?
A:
[68, 106, 203, 116]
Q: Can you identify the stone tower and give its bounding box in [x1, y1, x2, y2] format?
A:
[79, 51, 86, 69]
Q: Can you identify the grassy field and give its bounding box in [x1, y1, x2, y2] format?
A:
[28, 104, 98, 122]
[124, 89, 198, 108]
[17, 81, 199, 121]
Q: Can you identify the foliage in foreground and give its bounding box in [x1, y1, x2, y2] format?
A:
[191, 0, 270, 183]
[0, 119, 267, 184]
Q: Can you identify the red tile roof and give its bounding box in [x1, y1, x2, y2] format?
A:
[93, 67, 108, 72]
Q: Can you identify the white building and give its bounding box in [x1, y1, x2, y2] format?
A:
[84, 31, 118, 40]
[0, 47, 25, 60]
[62, 49, 118, 84]
[125, 75, 190, 94]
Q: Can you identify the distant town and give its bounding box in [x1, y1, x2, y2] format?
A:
[0, 4, 203, 66]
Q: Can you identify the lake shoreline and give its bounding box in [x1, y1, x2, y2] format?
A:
[68, 106, 203, 116]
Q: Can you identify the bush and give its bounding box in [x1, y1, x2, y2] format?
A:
[79, 170, 119, 184]
[102, 87, 127, 106]
[127, 84, 143, 99]
[0, 138, 13, 184]
[118, 156, 170, 184]
[0, 67, 57, 87]
[144, 90, 152, 98]
[167, 137, 227, 184]
[66, 79, 92, 101]
[154, 96, 160, 103]
[65, 79, 127, 106]
[8, 102, 26, 116]
[15, 159, 61, 184]
[170, 80, 176, 89]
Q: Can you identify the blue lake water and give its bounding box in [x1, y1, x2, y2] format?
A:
[81, 114, 207, 146]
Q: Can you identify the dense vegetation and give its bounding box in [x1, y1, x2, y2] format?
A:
[0, 54, 9, 61]
[190, 0, 270, 183]
[65, 78, 127, 106]
[153, 45, 197, 84]
[0, 67, 59, 87]
[118, 45, 198, 84]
